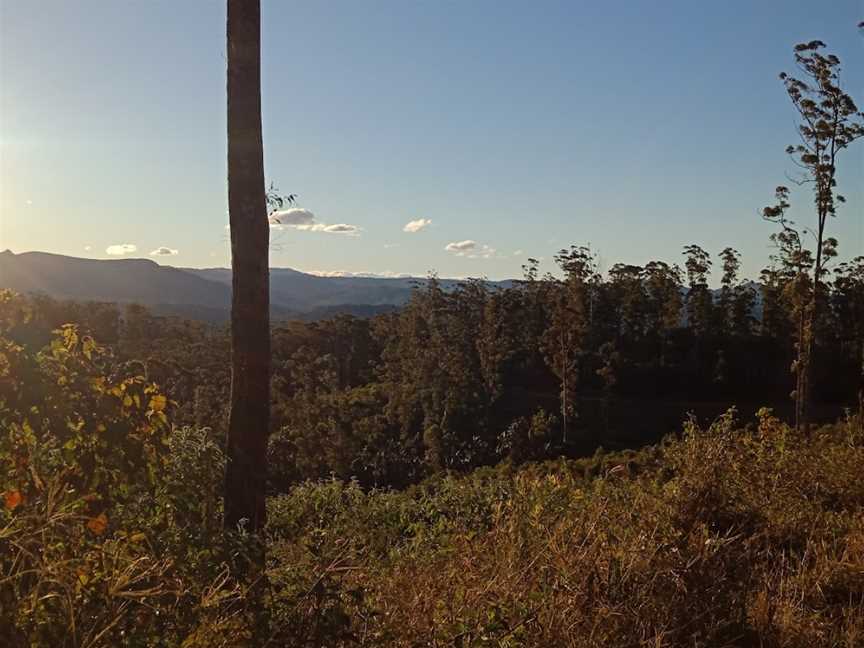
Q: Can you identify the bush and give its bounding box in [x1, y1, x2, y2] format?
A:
[0, 319, 252, 647]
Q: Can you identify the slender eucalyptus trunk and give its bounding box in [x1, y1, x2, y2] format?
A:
[224, 0, 270, 534]
[799, 210, 827, 433]
[561, 331, 568, 445]
[796, 302, 804, 431]
[793, 279, 809, 433]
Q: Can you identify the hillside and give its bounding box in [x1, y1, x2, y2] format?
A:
[0, 250, 509, 320]
[0, 250, 231, 310]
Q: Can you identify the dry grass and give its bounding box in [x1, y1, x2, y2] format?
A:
[3, 409, 862, 646]
[266, 409, 864, 647]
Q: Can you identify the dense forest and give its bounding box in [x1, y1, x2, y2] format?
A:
[3, 238, 863, 490]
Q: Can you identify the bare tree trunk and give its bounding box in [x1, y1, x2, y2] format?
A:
[561, 331, 568, 444]
[800, 217, 827, 434]
[793, 290, 808, 433]
[224, 0, 270, 535]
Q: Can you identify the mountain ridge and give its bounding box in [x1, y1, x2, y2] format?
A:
[0, 250, 509, 321]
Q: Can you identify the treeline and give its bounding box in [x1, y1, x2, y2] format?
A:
[4, 242, 863, 490]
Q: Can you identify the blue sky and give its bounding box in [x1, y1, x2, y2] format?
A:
[1, 1, 862, 280]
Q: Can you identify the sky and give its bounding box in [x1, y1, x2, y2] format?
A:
[1, 1, 862, 281]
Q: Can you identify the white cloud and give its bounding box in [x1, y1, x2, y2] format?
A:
[513, 249, 524, 256]
[324, 224, 359, 234]
[383, 243, 399, 249]
[106, 243, 137, 256]
[268, 208, 316, 227]
[84, 245, 92, 252]
[292, 223, 358, 235]
[445, 240, 498, 259]
[403, 218, 432, 233]
[150, 246, 179, 256]
[445, 240, 477, 253]
[265, 208, 360, 235]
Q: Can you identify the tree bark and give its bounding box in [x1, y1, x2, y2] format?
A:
[224, 0, 270, 534]
[560, 331, 568, 445]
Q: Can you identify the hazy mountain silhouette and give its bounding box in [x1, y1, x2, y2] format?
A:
[0, 250, 231, 308]
[0, 250, 509, 321]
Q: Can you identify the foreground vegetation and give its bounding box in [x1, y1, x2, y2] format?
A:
[2, 310, 862, 646]
[272, 411, 864, 647]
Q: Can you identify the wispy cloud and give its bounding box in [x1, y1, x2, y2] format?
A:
[306, 270, 414, 278]
[84, 245, 92, 252]
[319, 224, 360, 235]
[150, 246, 179, 256]
[445, 240, 498, 259]
[106, 243, 137, 256]
[403, 218, 432, 233]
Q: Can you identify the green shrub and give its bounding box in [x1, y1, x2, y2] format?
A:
[0, 319, 251, 647]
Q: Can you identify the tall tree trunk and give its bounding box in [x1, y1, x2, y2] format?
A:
[224, 0, 270, 534]
[800, 217, 827, 434]
[561, 333, 568, 445]
[799, 212, 826, 434]
[793, 283, 809, 433]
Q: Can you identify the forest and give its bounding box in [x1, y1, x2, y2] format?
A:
[2, 240, 864, 491]
[3, 3, 864, 646]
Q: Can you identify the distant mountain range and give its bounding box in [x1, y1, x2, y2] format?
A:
[0, 251, 512, 321]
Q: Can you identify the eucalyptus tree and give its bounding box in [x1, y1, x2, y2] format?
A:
[607, 263, 646, 345]
[683, 244, 713, 337]
[762, 187, 815, 428]
[716, 247, 740, 336]
[541, 246, 597, 443]
[515, 258, 554, 376]
[717, 247, 756, 338]
[762, 40, 863, 429]
[224, 0, 270, 534]
[643, 260, 683, 366]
